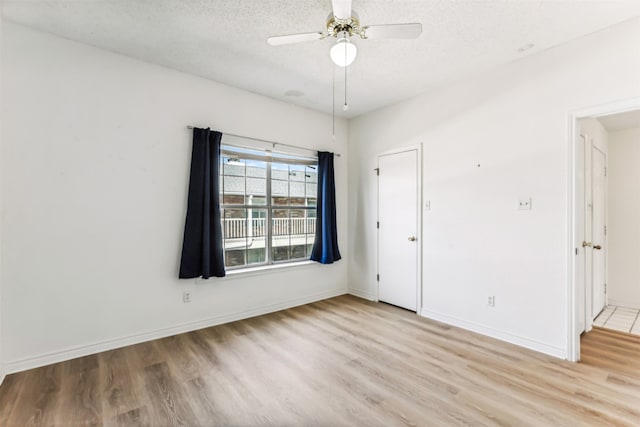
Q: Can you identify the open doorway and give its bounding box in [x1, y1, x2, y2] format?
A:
[592, 110, 640, 335]
[569, 98, 640, 362]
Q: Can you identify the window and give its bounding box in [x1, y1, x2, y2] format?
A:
[220, 144, 318, 269]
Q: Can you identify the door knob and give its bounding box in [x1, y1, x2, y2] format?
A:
[593, 244, 602, 250]
[408, 236, 417, 242]
[582, 241, 592, 248]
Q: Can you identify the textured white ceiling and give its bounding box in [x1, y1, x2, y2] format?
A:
[2, 0, 640, 118]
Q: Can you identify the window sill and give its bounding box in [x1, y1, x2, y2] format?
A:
[214, 260, 317, 280]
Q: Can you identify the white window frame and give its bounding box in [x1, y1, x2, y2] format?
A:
[220, 144, 318, 270]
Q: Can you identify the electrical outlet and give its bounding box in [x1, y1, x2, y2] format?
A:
[487, 296, 495, 307]
[518, 198, 532, 210]
[183, 291, 191, 303]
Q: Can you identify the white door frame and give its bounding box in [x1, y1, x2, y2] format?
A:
[376, 144, 423, 314]
[567, 97, 640, 362]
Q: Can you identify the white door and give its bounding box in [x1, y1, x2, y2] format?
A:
[584, 135, 594, 330]
[592, 147, 607, 317]
[378, 149, 419, 311]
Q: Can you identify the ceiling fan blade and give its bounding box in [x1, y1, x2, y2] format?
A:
[363, 23, 423, 39]
[267, 32, 326, 46]
[331, 0, 352, 20]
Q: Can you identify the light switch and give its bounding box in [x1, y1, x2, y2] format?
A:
[518, 198, 532, 210]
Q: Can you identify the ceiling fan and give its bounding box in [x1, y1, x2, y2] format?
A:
[267, 0, 422, 67]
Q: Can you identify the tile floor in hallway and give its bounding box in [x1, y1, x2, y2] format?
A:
[594, 305, 640, 335]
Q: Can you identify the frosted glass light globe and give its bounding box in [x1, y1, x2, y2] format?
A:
[330, 37, 357, 67]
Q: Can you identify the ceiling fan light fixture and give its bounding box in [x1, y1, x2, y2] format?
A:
[330, 34, 357, 67]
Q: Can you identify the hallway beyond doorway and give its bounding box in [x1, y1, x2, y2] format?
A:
[594, 305, 640, 336]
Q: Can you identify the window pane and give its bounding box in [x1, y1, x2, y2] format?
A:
[272, 207, 290, 262]
[222, 194, 244, 205]
[272, 209, 289, 236]
[271, 162, 289, 205]
[272, 245, 290, 262]
[271, 208, 315, 262]
[250, 196, 267, 206]
[306, 165, 318, 207]
[222, 208, 246, 267]
[289, 164, 306, 182]
[290, 208, 309, 261]
[245, 159, 267, 204]
[291, 244, 306, 259]
[222, 158, 246, 177]
[223, 209, 246, 239]
[248, 248, 266, 264]
[290, 209, 306, 236]
[272, 196, 288, 208]
[222, 208, 268, 267]
[306, 165, 318, 183]
[306, 209, 316, 257]
[225, 249, 245, 267]
[246, 208, 267, 265]
[271, 164, 289, 181]
[245, 159, 267, 178]
[289, 182, 305, 205]
[245, 179, 266, 202]
[223, 176, 244, 200]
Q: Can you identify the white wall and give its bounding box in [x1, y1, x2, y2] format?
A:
[348, 18, 640, 358]
[607, 126, 640, 309]
[1, 22, 348, 372]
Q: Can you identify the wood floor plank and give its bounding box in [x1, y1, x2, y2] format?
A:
[54, 366, 102, 427]
[1, 295, 640, 426]
[4, 364, 62, 426]
[141, 361, 199, 426]
[0, 373, 24, 425]
[98, 348, 140, 419]
[104, 406, 151, 427]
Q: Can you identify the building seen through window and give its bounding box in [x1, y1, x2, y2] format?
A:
[220, 145, 317, 269]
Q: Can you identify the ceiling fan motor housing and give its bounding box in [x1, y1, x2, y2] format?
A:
[327, 11, 363, 38]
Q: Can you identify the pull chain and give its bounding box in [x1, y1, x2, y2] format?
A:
[332, 66, 336, 140]
[343, 43, 348, 111]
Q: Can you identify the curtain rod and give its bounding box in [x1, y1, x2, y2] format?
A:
[186, 126, 341, 157]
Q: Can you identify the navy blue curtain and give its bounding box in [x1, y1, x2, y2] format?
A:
[311, 151, 341, 264]
[179, 128, 225, 278]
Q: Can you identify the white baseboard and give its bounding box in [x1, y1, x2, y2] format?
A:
[420, 308, 567, 360]
[6, 288, 348, 374]
[0, 366, 5, 387]
[607, 298, 640, 310]
[348, 287, 377, 301]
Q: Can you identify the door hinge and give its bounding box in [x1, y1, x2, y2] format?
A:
[376, 274, 380, 282]
[604, 167, 607, 177]
[604, 225, 607, 236]
[605, 283, 607, 293]
[575, 247, 578, 255]
[377, 221, 379, 229]
[374, 168, 380, 176]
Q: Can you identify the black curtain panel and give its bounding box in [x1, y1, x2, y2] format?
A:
[311, 151, 342, 264]
[179, 128, 225, 278]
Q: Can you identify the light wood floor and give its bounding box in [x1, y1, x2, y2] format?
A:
[0, 295, 639, 426]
